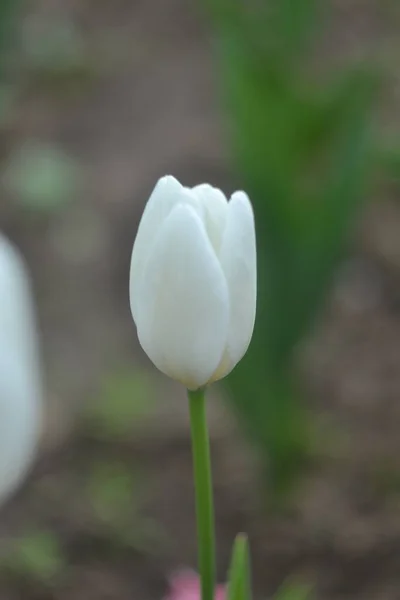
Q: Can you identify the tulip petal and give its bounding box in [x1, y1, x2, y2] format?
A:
[213, 191, 256, 380]
[0, 235, 42, 399]
[134, 204, 229, 389]
[130, 176, 200, 320]
[0, 356, 40, 506]
[192, 184, 228, 255]
[0, 236, 42, 505]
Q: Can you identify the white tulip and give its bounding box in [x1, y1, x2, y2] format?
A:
[0, 234, 42, 506]
[130, 175, 257, 390]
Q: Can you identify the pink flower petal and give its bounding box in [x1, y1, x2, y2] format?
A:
[164, 571, 226, 600]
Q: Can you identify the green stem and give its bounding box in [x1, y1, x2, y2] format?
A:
[188, 387, 216, 600]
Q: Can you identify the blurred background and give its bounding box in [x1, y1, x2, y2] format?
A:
[1, 0, 400, 599]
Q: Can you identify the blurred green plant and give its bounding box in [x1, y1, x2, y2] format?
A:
[0, 0, 22, 73]
[87, 460, 163, 553]
[20, 15, 96, 89]
[0, 0, 23, 129]
[82, 370, 162, 552]
[22, 17, 86, 76]
[0, 83, 16, 127]
[227, 534, 252, 600]
[84, 369, 156, 440]
[203, 0, 378, 502]
[0, 3, 88, 216]
[3, 141, 81, 214]
[274, 579, 313, 600]
[89, 461, 139, 524]
[0, 530, 65, 584]
[378, 145, 400, 183]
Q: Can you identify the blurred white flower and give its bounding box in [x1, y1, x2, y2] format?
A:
[130, 175, 257, 390]
[0, 234, 42, 506]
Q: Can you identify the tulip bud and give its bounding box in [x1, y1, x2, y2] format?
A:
[0, 234, 43, 506]
[130, 175, 257, 390]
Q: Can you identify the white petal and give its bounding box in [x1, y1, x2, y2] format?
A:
[130, 176, 201, 320]
[0, 355, 41, 506]
[0, 235, 42, 505]
[212, 191, 257, 381]
[192, 184, 228, 255]
[0, 235, 42, 399]
[134, 204, 229, 389]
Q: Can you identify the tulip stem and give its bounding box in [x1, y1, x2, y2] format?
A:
[188, 387, 215, 600]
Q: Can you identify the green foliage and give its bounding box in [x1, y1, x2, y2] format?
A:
[84, 369, 155, 440]
[22, 17, 88, 79]
[86, 460, 163, 552]
[0, 1, 23, 125]
[378, 145, 400, 182]
[227, 534, 252, 600]
[0, 530, 65, 584]
[225, 538, 313, 600]
[0, 0, 23, 73]
[88, 461, 139, 523]
[0, 83, 16, 126]
[82, 370, 162, 550]
[204, 0, 378, 499]
[4, 141, 81, 214]
[0, 5, 89, 217]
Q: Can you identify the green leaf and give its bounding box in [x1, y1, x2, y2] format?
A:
[227, 534, 252, 600]
[260, 0, 321, 65]
[205, 0, 378, 503]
